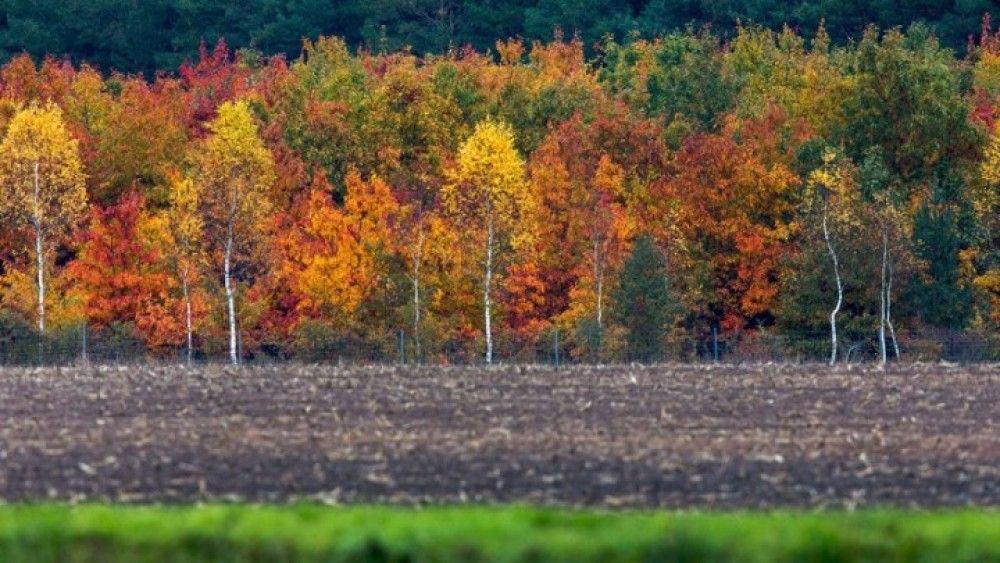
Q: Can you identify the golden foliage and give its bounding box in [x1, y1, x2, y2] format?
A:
[443, 119, 533, 249]
[194, 99, 276, 250]
[0, 102, 87, 236]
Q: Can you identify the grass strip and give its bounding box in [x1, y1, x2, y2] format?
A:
[0, 505, 997, 562]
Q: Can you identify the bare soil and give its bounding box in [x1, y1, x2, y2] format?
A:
[0, 363, 998, 508]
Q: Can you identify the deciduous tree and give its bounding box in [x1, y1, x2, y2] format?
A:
[0, 103, 86, 335]
[194, 99, 275, 365]
[443, 119, 532, 363]
[661, 128, 796, 333]
[803, 150, 863, 365]
[66, 192, 173, 346]
[165, 172, 206, 363]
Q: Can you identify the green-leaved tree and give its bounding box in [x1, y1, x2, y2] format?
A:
[612, 234, 676, 362]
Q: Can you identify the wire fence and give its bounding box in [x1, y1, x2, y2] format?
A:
[0, 324, 997, 367]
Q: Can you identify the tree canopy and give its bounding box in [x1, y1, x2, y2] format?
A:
[0, 19, 997, 363]
[0, 1, 994, 76]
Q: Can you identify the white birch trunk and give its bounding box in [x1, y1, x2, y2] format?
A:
[484, 213, 494, 365]
[887, 258, 900, 359]
[879, 229, 888, 366]
[182, 272, 193, 366]
[35, 225, 45, 335]
[33, 161, 45, 335]
[822, 202, 843, 366]
[224, 234, 238, 366]
[593, 236, 603, 331]
[411, 225, 424, 361]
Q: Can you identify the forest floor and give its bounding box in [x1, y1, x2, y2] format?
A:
[0, 363, 997, 507]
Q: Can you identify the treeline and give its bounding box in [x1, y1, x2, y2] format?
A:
[0, 0, 994, 76]
[0, 21, 998, 364]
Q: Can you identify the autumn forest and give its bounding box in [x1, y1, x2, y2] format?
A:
[1, 19, 1000, 364]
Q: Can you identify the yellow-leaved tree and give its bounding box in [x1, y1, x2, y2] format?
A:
[193, 100, 275, 365]
[165, 171, 205, 364]
[804, 149, 862, 366]
[977, 126, 1000, 326]
[0, 103, 86, 334]
[443, 119, 532, 363]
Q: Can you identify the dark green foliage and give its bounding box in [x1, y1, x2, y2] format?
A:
[524, 0, 636, 48]
[836, 25, 979, 190]
[777, 233, 883, 360]
[571, 315, 603, 362]
[0, 0, 368, 77]
[0, 313, 160, 365]
[912, 204, 974, 328]
[831, 24, 983, 333]
[0, 1, 992, 76]
[0, 309, 36, 363]
[600, 31, 732, 130]
[612, 234, 676, 362]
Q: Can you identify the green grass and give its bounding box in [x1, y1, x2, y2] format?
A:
[0, 505, 998, 562]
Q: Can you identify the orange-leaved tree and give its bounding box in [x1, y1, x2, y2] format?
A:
[661, 130, 796, 333]
[66, 192, 172, 345]
[288, 169, 401, 329]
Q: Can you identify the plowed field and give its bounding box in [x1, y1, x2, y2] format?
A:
[1, 363, 997, 507]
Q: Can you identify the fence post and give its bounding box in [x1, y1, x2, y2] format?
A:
[553, 328, 561, 368]
[712, 325, 719, 363]
[398, 329, 406, 365]
[81, 322, 88, 365]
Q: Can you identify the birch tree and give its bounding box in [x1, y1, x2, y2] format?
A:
[401, 206, 434, 361]
[393, 203, 465, 362]
[0, 103, 86, 335]
[443, 120, 531, 364]
[589, 154, 629, 336]
[806, 150, 861, 366]
[194, 100, 275, 366]
[859, 150, 914, 366]
[874, 199, 908, 365]
[166, 172, 205, 364]
[408, 212, 426, 359]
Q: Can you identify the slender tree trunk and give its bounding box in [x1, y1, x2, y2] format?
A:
[887, 259, 900, 360]
[879, 229, 888, 366]
[484, 214, 494, 365]
[182, 272, 193, 366]
[33, 162, 45, 335]
[411, 225, 424, 362]
[224, 233, 238, 366]
[822, 202, 842, 366]
[80, 322, 88, 364]
[593, 236, 603, 331]
[35, 225, 45, 335]
[593, 235, 605, 359]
